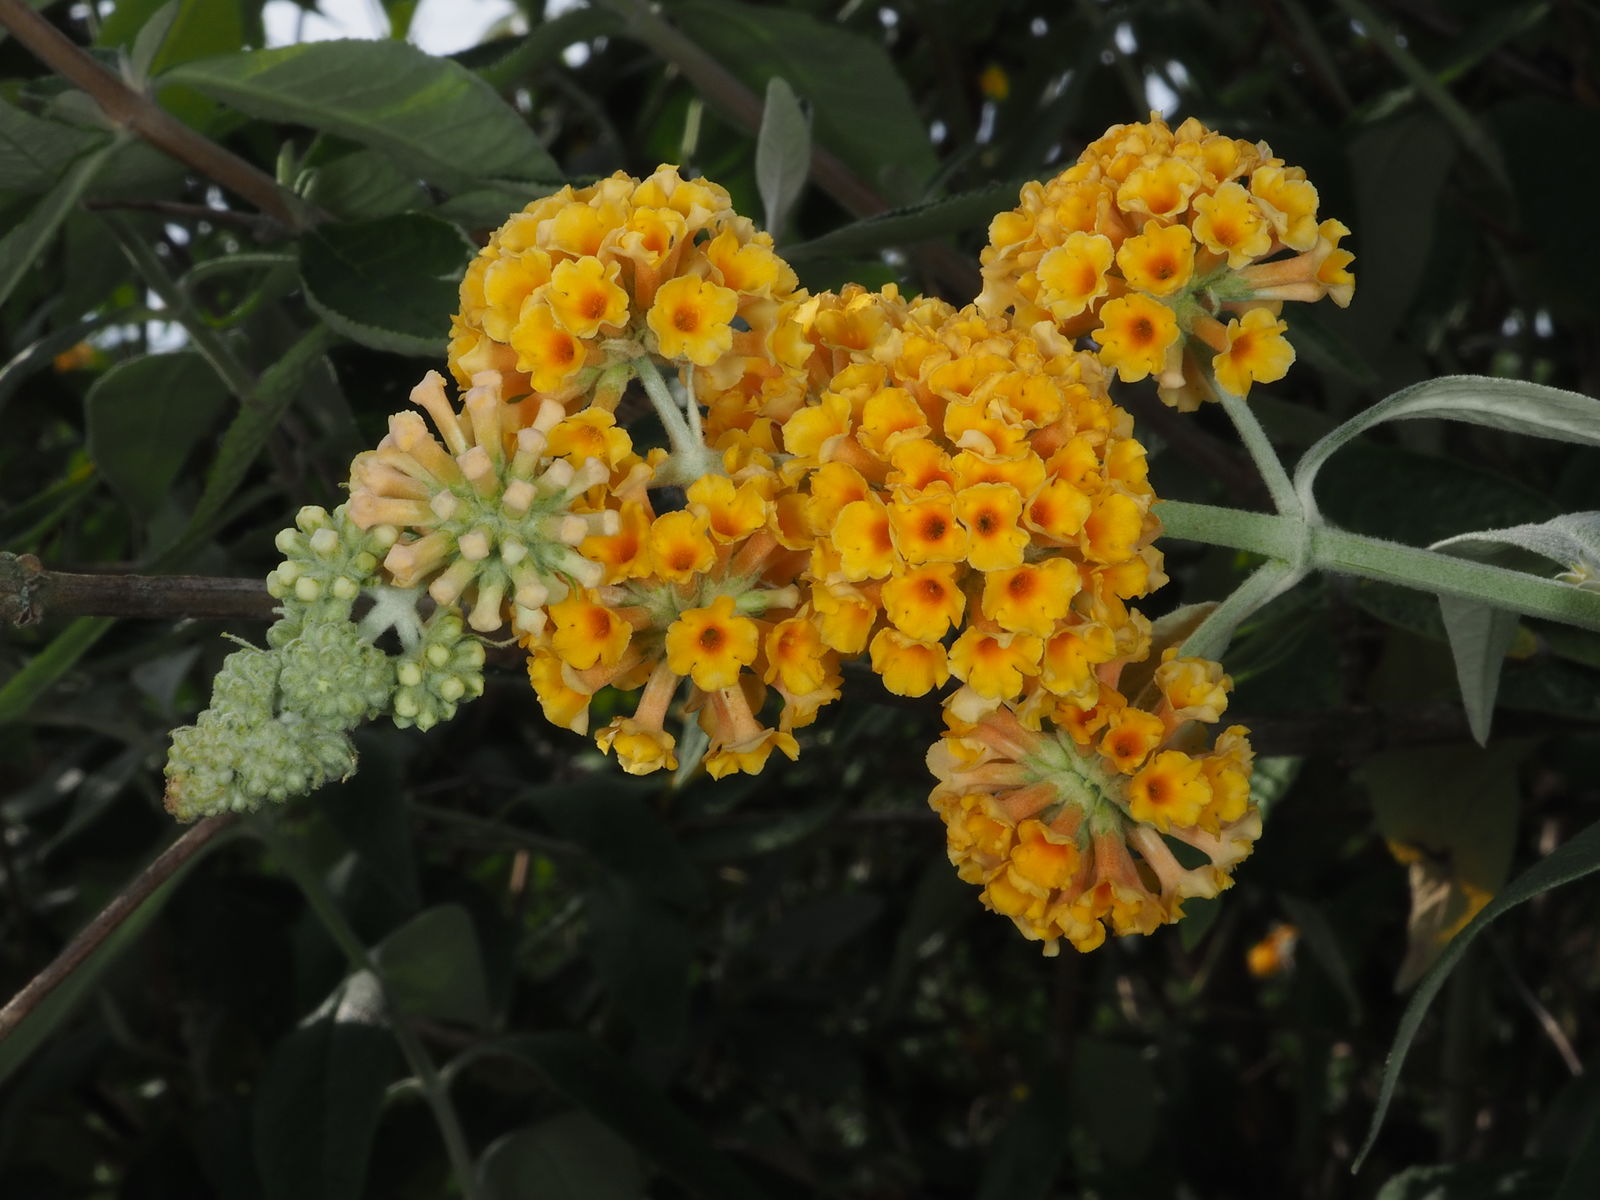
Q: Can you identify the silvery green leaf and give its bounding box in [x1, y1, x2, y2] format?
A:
[755, 76, 809, 239]
[1294, 377, 1600, 519]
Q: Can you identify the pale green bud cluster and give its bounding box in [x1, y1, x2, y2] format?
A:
[266, 504, 399, 640]
[391, 608, 488, 731]
[164, 504, 487, 821]
[164, 644, 364, 822]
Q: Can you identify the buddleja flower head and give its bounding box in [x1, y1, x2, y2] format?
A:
[346, 370, 620, 637]
[979, 113, 1355, 409]
[927, 650, 1260, 955]
[450, 165, 807, 413]
[739, 287, 1164, 718]
[523, 440, 825, 779]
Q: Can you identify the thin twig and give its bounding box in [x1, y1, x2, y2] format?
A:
[84, 198, 283, 237]
[0, 0, 315, 231]
[1, 553, 275, 625]
[0, 814, 241, 1042]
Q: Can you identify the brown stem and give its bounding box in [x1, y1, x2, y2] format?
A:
[0, 0, 315, 232]
[1, 553, 275, 625]
[0, 813, 242, 1043]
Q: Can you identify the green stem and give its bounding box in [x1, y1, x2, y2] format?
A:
[632, 355, 720, 485]
[1217, 385, 1304, 522]
[254, 818, 483, 1200]
[104, 213, 259, 401]
[1331, 0, 1509, 188]
[1160, 499, 1600, 632]
[1179, 559, 1305, 660]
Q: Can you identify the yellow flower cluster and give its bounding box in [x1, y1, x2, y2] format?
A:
[928, 652, 1259, 955]
[738, 288, 1167, 727]
[524, 443, 826, 781]
[450, 164, 805, 409]
[324, 128, 1292, 954]
[979, 113, 1355, 409]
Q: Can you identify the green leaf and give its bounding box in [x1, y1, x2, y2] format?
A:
[304, 148, 431, 221]
[0, 617, 115, 726]
[372, 905, 490, 1026]
[0, 817, 244, 1085]
[673, 0, 935, 203]
[975, 1071, 1070, 1200]
[172, 324, 336, 556]
[1295, 376, 1600, 519]
[0, 100, 105, 194]
[482, 1032, 773, 1200]
[783, 178, 1024, 259]
[1068, 1037, 1157, 1164]
[0, 138, 120, 310]
[1432, 513, 1600, 578]
[298, 214, 472, 355]
[477, 1110, 644, 1200]
[755, 76, 809, 238]
[84, 351, 228, 519]
[1437, 596, 1521, 746]
[584, 880, 691, 1056]
[523, 780, 705, 907]
[322, 738, 420, 913]
[164, 40, 559, 189]
[1354, 815, 1600, 1170]
[1278, 894, 1364, 1023]
[1362, 743, 1520, 990]
[1376, 1160, 1559, 1199]
[252, 999, 399, 1200]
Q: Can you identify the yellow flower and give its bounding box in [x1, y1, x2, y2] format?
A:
[1127, 750, 1212, 831]
[947, 628, 1042, 700]
[1035, 232, 1115, 320]
[1100, 706, 1166, 774]
[1117, 157, 1202, 221]
[548, 591, 633, 670]
[1212, 307, 1295, 398]
[545, 255, 630, 338]
[1190, 181, 1272, 268]
[510, 305, 587, 395]
[832, 496, 898, 581]
[927, 695, 1260, 956]
[1094, 294, 1179, 383]
[688, 474, 769, 543]
[881, 562, 966, 641]
[648, 274, 740, 365]
[596, 717, 679, 774]
[647, 511, 717, 583]
[1250, 165, 1320, 251]
[869, 628, 950, 696]
[954, 483, 1029, 572]
[1115, 220, 1195, 297]
[664, 594, 760, 691]
[887, 494, 969, 564]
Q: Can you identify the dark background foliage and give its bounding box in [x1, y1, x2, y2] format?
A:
[2, 0, 1600, 1196]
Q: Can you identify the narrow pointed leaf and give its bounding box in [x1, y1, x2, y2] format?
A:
[1356, 817, 1600, 1171]
[755, 76, 809, 237]
[1295, 377, 1600, 517]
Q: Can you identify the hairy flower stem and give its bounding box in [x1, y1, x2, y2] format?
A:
[1217, 385, 1305, 522]
[632, 355, 721, 485]
[1179, 559, 1305, 661]
[254, 818, 484, 1200]
[1161, 499, 1600, 633]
